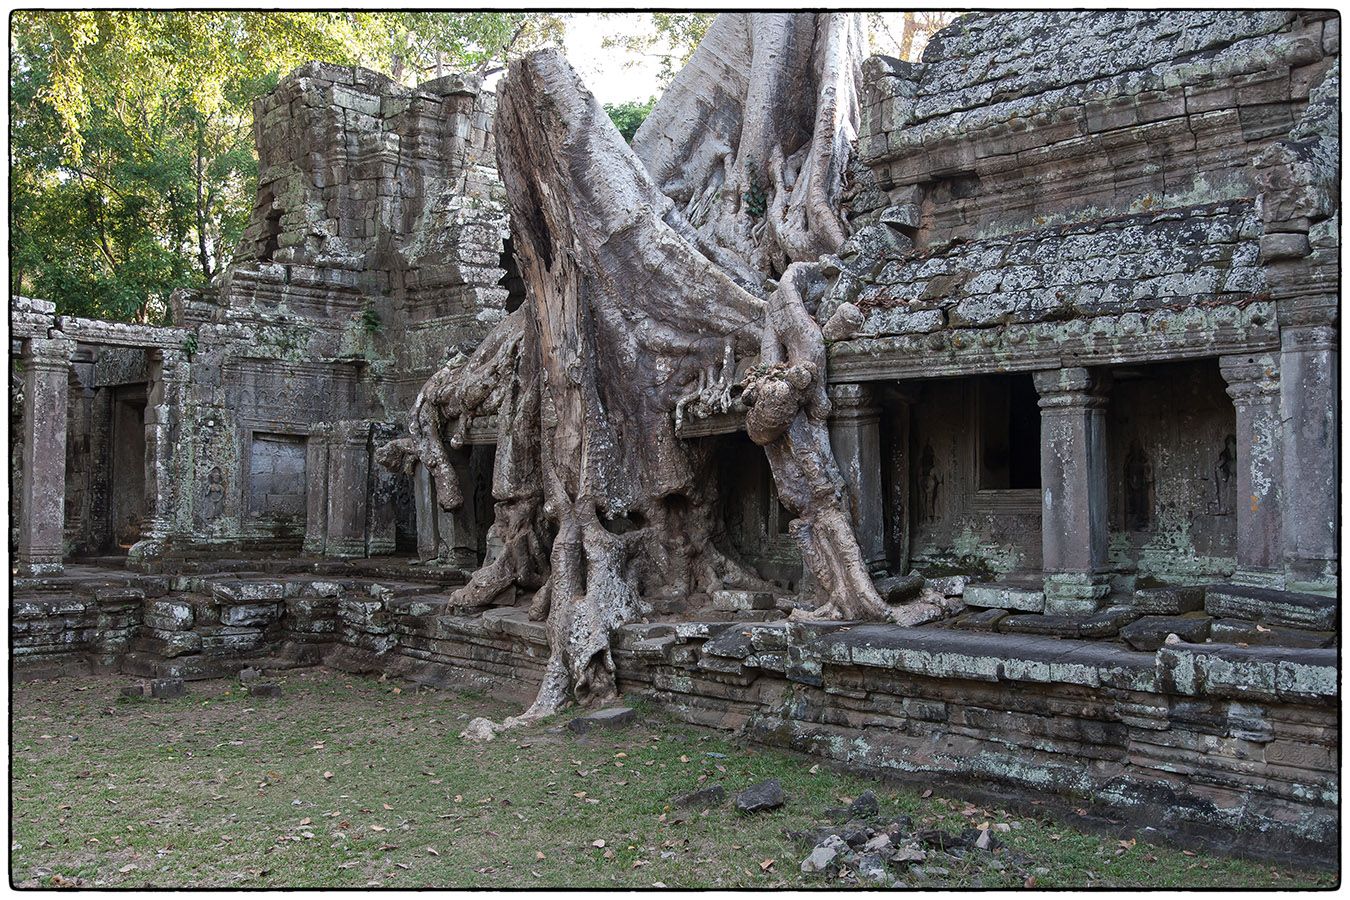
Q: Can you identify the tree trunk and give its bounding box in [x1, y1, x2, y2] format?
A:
[385, 14, 923, 737]
[631, 13, 865, 286]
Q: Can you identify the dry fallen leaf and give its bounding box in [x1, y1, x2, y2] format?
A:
[592, 839, 606, 848]
[1025, 875, 1037, 889]
[382, 803, 394, 810]
[921, 789, 933, 798]
[323, 771, 334, 780]
[535, 851, 546, 861]
[426, 848, 439, 856]
[759, 858, 775, 871]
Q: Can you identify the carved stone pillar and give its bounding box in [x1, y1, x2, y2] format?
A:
[1278, 326, 1338, 593]
[828, 383, 886, 572]
[1034, 367, 1111, 613]
[1220, 353, 1285, 588]
[129, 348, 189, 567]
[323, 421, 370, 558]
[303, 426, 331, 556]
[17, 335, 73, 574]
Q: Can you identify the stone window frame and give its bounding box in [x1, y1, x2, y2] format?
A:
[969, 375, 1042, 514]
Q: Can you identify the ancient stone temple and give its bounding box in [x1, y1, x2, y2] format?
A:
[10, 11, 1339, 867]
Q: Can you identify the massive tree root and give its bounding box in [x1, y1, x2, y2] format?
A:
[384, 14, 934, 737]
[742, 264, 957, 625]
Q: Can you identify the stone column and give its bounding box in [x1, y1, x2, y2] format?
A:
[366, 424, 399, 556]
[17, 335, 73, 574]
[1278, 326, 1337, 593]
[302, 427, 330, 555]
[413, 463, 439, 563]
[828, 382, 886, 572]
[129, 348, 189, 568]
[1034, 367, 1111, 613]
[412, 458, 478, 567]
[323, 420, 370, 558]
[1220, 353, 1284, 588]
[884, 386, 918, 575]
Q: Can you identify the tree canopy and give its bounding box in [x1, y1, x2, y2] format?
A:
[9, 11, 562, 322]
[9, 11, 956, 323]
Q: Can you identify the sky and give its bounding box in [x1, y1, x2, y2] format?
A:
[561, 13, 669, 105]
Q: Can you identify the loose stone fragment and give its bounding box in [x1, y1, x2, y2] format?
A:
[150, 678, 185, 699]
[848, 789, 880, 819]
[874, 574, 924, 605]
[800, 835, 846, 873]
[711, 590, 777, 612]
[736, 778, 786, 814]
[673, 784, 726, 808]
[857, 852, 889, 883]
[566, 706, 637, 734]
[248, 683, 282, 699]
[1120, 615, 1212, 651]
[1131, 586, 1205, 615]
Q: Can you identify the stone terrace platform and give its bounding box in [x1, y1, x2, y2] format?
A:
[11, 559, 1338, 869]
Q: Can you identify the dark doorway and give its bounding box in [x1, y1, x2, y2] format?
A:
[978, 373, 1041, 490]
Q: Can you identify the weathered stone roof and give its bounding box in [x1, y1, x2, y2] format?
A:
[855, 199, 1265, 336]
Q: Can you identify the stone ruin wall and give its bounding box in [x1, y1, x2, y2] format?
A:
[9, 11, 1341, 868]
[827, 10, 1338, 593]
[155, 64, 511, 556]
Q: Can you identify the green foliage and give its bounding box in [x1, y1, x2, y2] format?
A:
[9, 12, 561, 323]
[360, 302, 383, 335]
[603, 97, 656, 143]
[743, 160, 767, 219]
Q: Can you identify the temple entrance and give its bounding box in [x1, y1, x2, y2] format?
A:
[107, 385, 148, 551]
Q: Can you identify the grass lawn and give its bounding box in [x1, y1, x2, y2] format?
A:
[10, 669, 1334, 889]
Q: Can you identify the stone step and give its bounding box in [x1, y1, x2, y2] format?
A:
[964, 582, 1044, 612]
[1204, 585, 1337, 631]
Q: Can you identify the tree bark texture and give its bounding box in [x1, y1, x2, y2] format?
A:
[632, 13, 865, 286]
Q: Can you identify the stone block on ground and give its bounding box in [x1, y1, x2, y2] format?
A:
[672, 784, 726, 809]
[849, 789, 880, 819]
[566, 706, 636, 734]
[800, 835, 847, 873]
[120, 683, 148, 699]
[998, 613, 1081, 637]
[1132, 585, 1205, 614]
[964, 582, 1044, 612]
[150, 678, 185, 699]
[238, 666, 264, 682]
[1204, 585, 1337, 631]
[1120, 614, 1212, 651]
[735, 777, 786, 814]
[1077, 605, 1140, 638]
[875, 573, 925, 604]
[712, 590, 776, 612]
[248, 682, 283, 699]
[925, 575, 967, 597]
[1209, 618, 1335, 649]
[954, 607, 1008, 630]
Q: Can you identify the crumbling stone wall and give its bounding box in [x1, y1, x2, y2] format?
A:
[153, 63, 510, 557]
